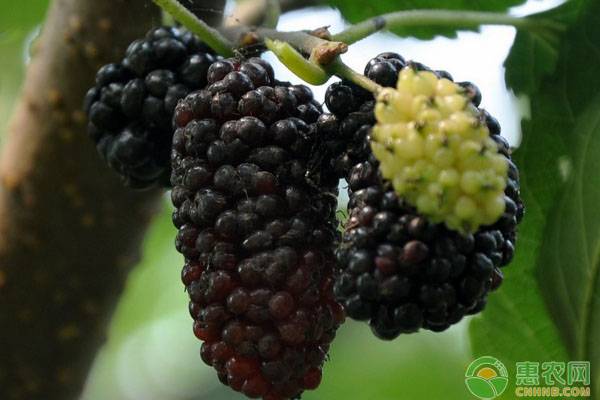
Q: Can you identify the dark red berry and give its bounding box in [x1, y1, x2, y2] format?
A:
[172, 57, 343, 399]
[303, 368, 322, 390]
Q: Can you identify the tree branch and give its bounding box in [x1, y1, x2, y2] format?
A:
[332, 9, 565, 45]
[0, 1, 162, 399]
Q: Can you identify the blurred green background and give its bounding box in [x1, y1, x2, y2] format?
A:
[0, 1, 568, 399]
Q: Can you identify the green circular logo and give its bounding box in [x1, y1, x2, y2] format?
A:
[465, 356, 509, 400]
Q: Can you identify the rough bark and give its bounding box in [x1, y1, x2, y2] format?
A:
[0, 1, 162, 399]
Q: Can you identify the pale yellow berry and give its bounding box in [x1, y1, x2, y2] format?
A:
[397, 68, 416, 91]
[445, 215, 463, 232]
[458, 141, 482, 160]
[373, 67, 509, 233]
[455, 196, 477, 219]
[433, 148, 454, 167]
[436, 78, 457, 96]
[438, 94, 467, 114]
[403, 131, 425, 159]
[490, 154, 509, 174]
[439, 169, 460, 186]
[392, 176, 407, 193]
[375, 89, 403, 123]
[417, 194, 438, 214]
[450, 112, 477, 133]
[413, 71, 437, 96]
[411, 95, 430, 116]
[402, 164, 421, 182]
[484, 195, 506, 222]
[428, 182, 444, 199]
[460, 171, 481, 194]
[424, 132, 445, 157]
[419, 108, 442, 124]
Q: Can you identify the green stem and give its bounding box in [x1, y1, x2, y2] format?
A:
[266, 39, 329, 84]
[326, 58, 383, 94]
[333, 9, 565, 44]
[152, 0, 235, 56]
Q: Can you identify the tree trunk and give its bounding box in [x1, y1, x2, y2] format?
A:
[0, 1, 162, 399]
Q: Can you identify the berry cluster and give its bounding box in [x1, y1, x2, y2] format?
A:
[84, 26, 218, 188]
[84, 24, 525, 396]
[320, 53, 523, 339]
[171, 57, 343, 399]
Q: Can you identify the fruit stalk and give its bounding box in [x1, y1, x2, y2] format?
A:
[327, 58, 383, 94]
[265, 39, 330, 85]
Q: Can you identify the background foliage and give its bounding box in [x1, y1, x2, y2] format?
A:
[471, 1, 600, 397]
[1, 0, 598, 398]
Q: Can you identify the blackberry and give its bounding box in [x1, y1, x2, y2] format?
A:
[322, 53, 523, 339]
[84, 26, 218, 188]
[171, 57, 343, 399]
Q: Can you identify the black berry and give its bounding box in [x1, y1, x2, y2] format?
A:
[85, 26, 218, 188]
[323, 52, 524, 339]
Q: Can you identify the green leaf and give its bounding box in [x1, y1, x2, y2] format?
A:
[472, 0, 600, 395]
[325, 0, 526, 39]
[536, 93, 600, 381]
[502, 28, 559, 95]
[504, 0, 588, 94]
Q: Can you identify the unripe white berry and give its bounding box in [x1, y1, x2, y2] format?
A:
[372, 67, 509, 233]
